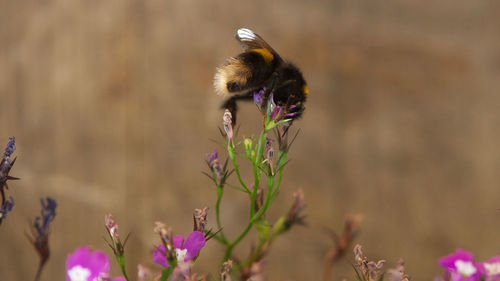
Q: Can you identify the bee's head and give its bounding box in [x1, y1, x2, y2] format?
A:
[213, 57, 252, 96]
[226, 81, 241, 92]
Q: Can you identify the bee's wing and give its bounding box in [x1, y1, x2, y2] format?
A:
[235, 28, 281, 59]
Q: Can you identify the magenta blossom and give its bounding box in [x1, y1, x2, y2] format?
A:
[153, 231, 206, 267]
[66, 247, 124, 281]
[479, 256, 500, 281]
[439, 249, 480, 281]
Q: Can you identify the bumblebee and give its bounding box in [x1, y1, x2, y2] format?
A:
[214, 28, 308, 123]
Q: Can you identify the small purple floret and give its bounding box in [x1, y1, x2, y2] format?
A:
[0, 196, 14, 218]
[3, 137, 15, 158]
[34, 197, 57, 236]
[253, 88, 266, 105]
[206, 149, 218, 164]
[271, 106, 285, 121]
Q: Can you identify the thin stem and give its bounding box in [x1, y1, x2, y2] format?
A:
[223, 165, 275, 261]
[242, 151, 289, 267]
[117, 255, 130, 281]
[33, 261, 45, 281]
[271, 151, 288, 200]
[228, 145, 250, 194]
[225, 183, 250, 193]
[215, 186, 228, 243]
[250, 131, 267, 218]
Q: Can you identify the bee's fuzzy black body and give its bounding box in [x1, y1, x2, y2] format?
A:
[214, 28, 308, 123]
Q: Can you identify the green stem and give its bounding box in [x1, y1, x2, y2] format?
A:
[223, 166, 275, 261]
[250, 131, 267, 218]
[271, 151, 288, 199]
[228, 145, 250, 194]
[215, 186, 228, 244]
[242, 151, 289, 266]
[117, 255, 130, 281]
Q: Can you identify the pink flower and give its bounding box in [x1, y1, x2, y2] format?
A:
[66, 246, 124, 281]
[439, 249, 480, 281]
[153, 231, 206, 267]
[479, 256, 500, 281]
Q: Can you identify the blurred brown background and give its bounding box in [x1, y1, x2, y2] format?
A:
[1, 0, 500, 280]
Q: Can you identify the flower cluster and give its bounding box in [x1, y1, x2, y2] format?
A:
[0, 137, 19, 225]
[62, 83, 308, 281]
[353, 244, 386, 281]
[205, 148, 232, 187]
[28, 197, 57, 281]
[28, 198, 57, 261]
[438, 249, 500, 281]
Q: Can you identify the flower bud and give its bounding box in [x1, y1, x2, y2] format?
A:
[244, 138, 254, 160]
[223, 109, 233, 142]
[193, 207, 208, 232]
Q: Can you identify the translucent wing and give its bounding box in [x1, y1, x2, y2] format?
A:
[235, 28, 280, 57]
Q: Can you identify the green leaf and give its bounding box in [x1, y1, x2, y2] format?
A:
[350, 262, 364, 281]
[226, 183, 250, 193]
[160, 266, 175, 281]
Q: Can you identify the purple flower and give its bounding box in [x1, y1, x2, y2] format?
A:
[439, 249, 480, 281]
[253, 88, 266, 105]
[27, 197, 57, 277]
[66, 247, 124, 281]
[270, 105, 285, 121]
[479, 256, 500, 280]
[206, 148, 218, 165]
[37, 197, 57, 234]
[153, 231, 206, 267]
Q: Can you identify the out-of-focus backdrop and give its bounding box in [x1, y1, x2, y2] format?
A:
[1, 0, 500, 280]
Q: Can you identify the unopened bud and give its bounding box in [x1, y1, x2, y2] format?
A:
[137, 264, 151, 281]
[223, 110, 233, 142]
[244, 138, 254, 160]
[193, 207, 209, 232]
[221, 260, 233, 281]
[154, 222, 172, 244]
[105, 214, 119, 241]
[206, 149, 222, 183]
[264, 138, 274, 174]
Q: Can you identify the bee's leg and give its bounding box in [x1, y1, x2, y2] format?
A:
[221, 92, 254, 124]
[221, 96, 238, 124]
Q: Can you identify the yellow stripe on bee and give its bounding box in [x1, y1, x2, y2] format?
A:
[252, 48, 274, 63]
[302, 84, 309, 96]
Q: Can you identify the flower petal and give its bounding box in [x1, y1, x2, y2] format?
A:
[173, 235, 184, 249]
[479, 256, 500, 277]
[439, 249, 475, 269]
[66, 247, 110, 281]
[153, 245, 169, 267]
[183, 231, 206, 261]
[66, 247, 92, 271]
[87, 249, 110, 279]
